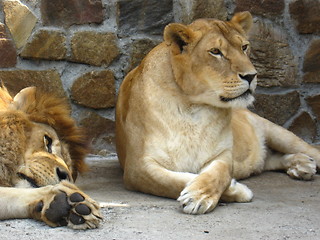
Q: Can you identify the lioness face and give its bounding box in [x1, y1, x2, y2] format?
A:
[165, 12, 257, 108]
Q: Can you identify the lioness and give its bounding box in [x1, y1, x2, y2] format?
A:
[0, 85, 101, 228]
[116, 12, 320, 214]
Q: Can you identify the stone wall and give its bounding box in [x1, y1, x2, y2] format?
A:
[0, 0, 319, 155]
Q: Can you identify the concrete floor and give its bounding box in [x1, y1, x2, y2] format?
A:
[0, 155, 319, 240]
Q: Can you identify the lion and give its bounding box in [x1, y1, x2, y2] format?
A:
[0, 84, 102, 229]
[115, 11, 320, 214]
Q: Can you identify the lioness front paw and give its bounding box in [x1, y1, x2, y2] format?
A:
[177, 184, 219, 215]
[32, 181, 102, 229]
[285, 153, 316, 180]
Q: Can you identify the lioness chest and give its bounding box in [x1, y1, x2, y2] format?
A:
[144, 103, 232, 174]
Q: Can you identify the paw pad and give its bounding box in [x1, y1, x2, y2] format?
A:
[43, 191, 98, 227]
[45, 192, 70, 223]
[75, 203, 91, 215]
[70, 212, 85, 225]
[35, 201, 44, 212]
[70, 192, 85, 202]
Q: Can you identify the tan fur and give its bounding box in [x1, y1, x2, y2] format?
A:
[0, 86, 101, 228]
[0, 84, 12, 110]
[116, 12, 320, 214]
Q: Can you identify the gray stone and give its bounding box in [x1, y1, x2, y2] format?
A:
[127, 38, 159, 72]
[0, 23, 17, 68]
[70, 32, 120, 66]
[0, 70, 65, 97]
[174, 0, 227, 24]
[71, 70, 115, 109]
[3, 0, 37, 49]
[303, 39, 320, 83]
[41, 0, 104, 27]
[118, 0, 173, 36]
[235, 0, 285, 18]
[288, 111, 317, 143]
[306, 95, 320, 119]
[21, 29, 67, 60]
[79, 111, 115, 155]
[249, 20, 298, 87]
[289, 0, 320, 34]
[251, 91, 301, 126]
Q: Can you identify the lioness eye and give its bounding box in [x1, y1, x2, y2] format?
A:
[44, 135, 53, 153]
[242, 44, 249, 51]
[209, 48, 223, 56]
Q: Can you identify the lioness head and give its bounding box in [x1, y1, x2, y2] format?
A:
[164, 11, 257, 108]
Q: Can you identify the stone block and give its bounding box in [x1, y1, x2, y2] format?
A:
[71, 70, 115, 109]
[0, 23, 17, 68]
[288, 111, 316, 143]
[249, 20, 298, 87]
[192, 0, 227, 21]
[0, 39, 17, 68]
[70, 32, 119, 66]
[118, 0, 173, 36]
[0, 70, 65, 97]
[303, 39, 320, 83]
[174, 0, 227, 24]
[0, 23, 8, 38]
[21, 29, 67, 60]
[289, 0, 320, 34]
[79, 111, 115, 155]
[235, 0, 285, 18]
[127, 38, 159, 72]
[41, 0, 104, 27]
[306, 95, 320, 119]
[3, 0, 37, 49]
[251, 91, 301, 126]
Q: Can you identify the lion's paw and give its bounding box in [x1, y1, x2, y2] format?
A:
[286, 153, 316, 181]
[33, 181, 102, 229]
[177, 186, 219, 215]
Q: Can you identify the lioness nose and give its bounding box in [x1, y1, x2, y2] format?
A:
[56, 167, 70, 181]
[239, 73, 257, 84]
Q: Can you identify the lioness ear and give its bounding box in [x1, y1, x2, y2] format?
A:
[164, 23, 196, 53]
[13, 86, 37, 111]
[231, 11, 253, 33]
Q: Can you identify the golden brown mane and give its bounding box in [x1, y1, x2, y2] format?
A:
[0, 84, 13, 110]
[1, 85, 89, 180]
[0, 85, 102, 229]
[28, 89, 89, 179]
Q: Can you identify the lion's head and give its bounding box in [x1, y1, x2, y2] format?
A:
[164, 11, 257, 108]
[0, 85, 89, 188]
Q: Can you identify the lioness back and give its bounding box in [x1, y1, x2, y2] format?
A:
[116, 43, 176, 169]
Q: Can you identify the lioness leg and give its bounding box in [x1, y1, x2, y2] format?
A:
[124, 159, 197, 199]
[258, 116, 319, 178]
[125, 153, 233, 214]
[177, 156, 241, 214]
[0, 181, 102, 229]
[125, 155, 252, 214]
[264, 152, 316, 180]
